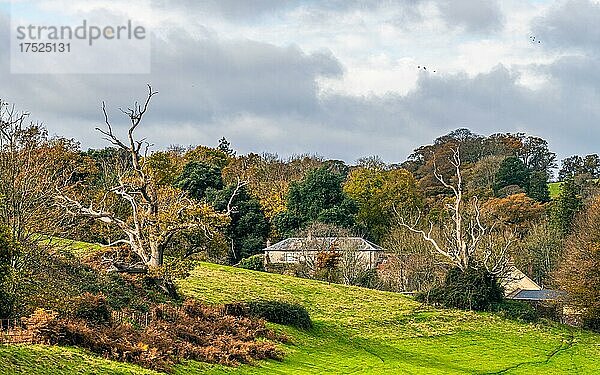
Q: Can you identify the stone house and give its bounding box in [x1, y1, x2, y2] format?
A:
[263, 236, 385, 270]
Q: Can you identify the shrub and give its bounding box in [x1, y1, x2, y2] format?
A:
[417, 266, 504, 311]
[583, 317, 600, 331]
[69, 293, 111, 325]
[354, 269, 380, 289]
[492, 300, 539, 323]
[225, 300, 312, 330]
[238, 254, 265, 272]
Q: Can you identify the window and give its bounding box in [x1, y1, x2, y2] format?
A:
[284, 252, 299, 263]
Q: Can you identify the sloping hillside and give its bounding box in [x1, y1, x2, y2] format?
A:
[174, 263, 600, 374]
[2, 262, 600, 374]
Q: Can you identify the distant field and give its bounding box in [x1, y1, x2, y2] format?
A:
[2, 262, 600, 374]
[549, 181, 564, 199]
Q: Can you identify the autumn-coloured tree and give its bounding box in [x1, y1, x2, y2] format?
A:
[555, 197, 600, 330]
[222, 153, 323, 221]
[482, 193, 545, 235]
[315, 250, 342, 284]
[0, 100, 86, 244]
[465, 155, 504, 198]
[344, 166, 422, 241]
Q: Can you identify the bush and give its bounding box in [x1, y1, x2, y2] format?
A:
[584, 317, 600, 331]
[237, 254, 265, 272]
[225, 300, 312, 330]
[417, 266, 504, 311]
[492, 300, 539, 323]
[354, 269, 380, 289]
[69, 293, 111, 325]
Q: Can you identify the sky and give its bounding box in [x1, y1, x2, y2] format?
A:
[1, 0, 599, 164]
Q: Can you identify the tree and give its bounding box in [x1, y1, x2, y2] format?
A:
[465, 155, 504, 198]
[0, 224, 16, 318]
[555, 197, 600, 330]
[0, 100, 93, 316]
[396, 148, 511, 274]
[551, 178, 583, 236]
[315, 250, 342, 284]
[0, 100, 84, 244]
[381, 228, 446, 292]
[217, 137, 235, 157]
[517, 135, 556, 175]
[208, 184, 269, 263]
[559, 154, 600, 180]
[175, 161, 223, 201]
[57, 86, 228, 269]
[482, 193, 545, 235]
[222, 153, 323, 220]
[344, 166, 422, 241]
[494, 156, 529, 196]
[528, 170, 551, 202]
[516, 222, 563, 287]
[274, 167, 357, 237]
[404, 129, 485, 198]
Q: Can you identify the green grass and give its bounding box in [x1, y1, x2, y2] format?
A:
[38, 235, 103, 255]
[2, 262, 600, 374]
[548, 181, 563, 199]
[174, 263, 600, 374]
[0, 345, 157, 375]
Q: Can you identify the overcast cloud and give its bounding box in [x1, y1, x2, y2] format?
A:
[1, 0, 599, 165]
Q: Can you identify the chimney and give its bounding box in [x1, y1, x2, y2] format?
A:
[266, 239, 271, 247]
[307, 231, 313, 240]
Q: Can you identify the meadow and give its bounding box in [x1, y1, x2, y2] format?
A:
[2, 262, 599, 374]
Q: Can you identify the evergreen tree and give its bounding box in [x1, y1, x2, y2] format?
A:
[274, 167, 357, 237]
[175, 161, 223, 201]
[209, 184, 269, 263]
[551, 178, 583, 236]
[494, 156, 530, 196]
[527, 171, 550, 202]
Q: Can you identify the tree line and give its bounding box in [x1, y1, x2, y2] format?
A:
[1, 89, 599, 329]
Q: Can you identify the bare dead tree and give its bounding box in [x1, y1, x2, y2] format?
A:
[56, 86, 228, 270]
[394, 147, 511, 274]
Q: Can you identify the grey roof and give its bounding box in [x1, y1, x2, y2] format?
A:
[264, 237, 384, 252]
[511, 289, 565, 301]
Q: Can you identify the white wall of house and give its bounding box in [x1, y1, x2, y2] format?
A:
[265, 250, 383, 269]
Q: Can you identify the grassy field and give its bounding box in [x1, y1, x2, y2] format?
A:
[2, 262, 600, 374]
[548, 181, 563, 199]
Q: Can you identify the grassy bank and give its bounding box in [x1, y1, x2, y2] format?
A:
[2, 262, 600, 374]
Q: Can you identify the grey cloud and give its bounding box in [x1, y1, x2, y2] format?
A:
[533, 0, 600, 55]
[311, 63, 599, 162]
[2, 5, 600, 164]
[1, 12, 344, 150]
[162, 0, 502, 34]
[160, 0, 297, 21]
[436, 0, 504, 33]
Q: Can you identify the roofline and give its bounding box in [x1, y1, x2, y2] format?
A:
[263, 236, 385, 251]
